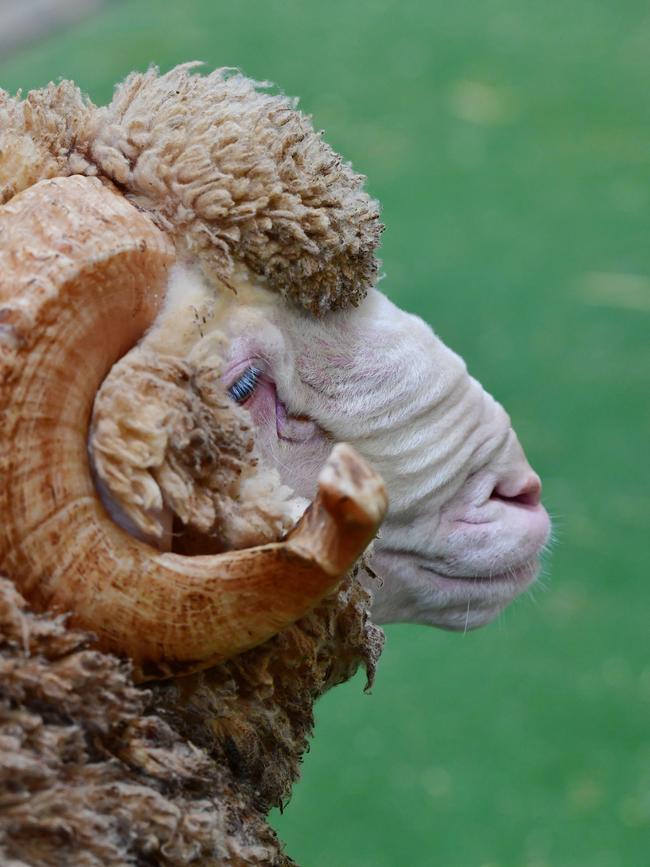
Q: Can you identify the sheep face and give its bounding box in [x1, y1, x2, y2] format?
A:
[163, 265, 551, 631]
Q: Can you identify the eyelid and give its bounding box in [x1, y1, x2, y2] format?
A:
[223, 353, 268, 383]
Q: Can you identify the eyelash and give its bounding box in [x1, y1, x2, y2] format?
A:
[227, 365, 263, 404]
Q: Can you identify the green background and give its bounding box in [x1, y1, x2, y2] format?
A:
[2, 2, 648, 865]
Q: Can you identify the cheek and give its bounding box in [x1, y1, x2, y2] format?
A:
[274, 433, 334, 500]
[242, 382, 334, 500]
[240, 380, 286, 466]
[244, 380, 278, 430]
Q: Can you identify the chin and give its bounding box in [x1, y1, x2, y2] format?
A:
[366, 551, 542, 629]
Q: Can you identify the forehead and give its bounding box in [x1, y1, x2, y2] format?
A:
[217, 278, 443, 361]
[159, 264, 466, 397]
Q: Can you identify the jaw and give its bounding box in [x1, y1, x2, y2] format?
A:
[366, 548, 542, 630]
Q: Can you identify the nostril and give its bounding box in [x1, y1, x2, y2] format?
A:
[491, 474, 542, 508]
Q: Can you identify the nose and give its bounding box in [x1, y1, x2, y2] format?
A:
[491, 472, 542, 507]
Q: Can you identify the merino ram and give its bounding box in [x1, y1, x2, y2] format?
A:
[0, 64, 550, 865]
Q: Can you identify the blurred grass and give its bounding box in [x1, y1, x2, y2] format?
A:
[1, 2, 648, 865]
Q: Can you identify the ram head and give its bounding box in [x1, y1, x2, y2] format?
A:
[0, 64, 550, 681]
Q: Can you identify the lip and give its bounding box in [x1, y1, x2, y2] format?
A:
[456, 502, 550, 530]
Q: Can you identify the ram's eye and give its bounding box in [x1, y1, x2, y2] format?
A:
[227, 365, 262, 404]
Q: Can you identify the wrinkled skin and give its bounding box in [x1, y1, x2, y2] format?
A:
[142, 265, 550, 631]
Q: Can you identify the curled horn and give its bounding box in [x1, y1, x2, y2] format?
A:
[0, 176, 388, 681]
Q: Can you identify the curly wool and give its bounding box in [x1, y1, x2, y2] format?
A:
[150, 565, 384, 812]
[0, 567, 382, 865]
[91, 347, 297, 548]
[0, 64, 382, 314]
[0, 81, 92, 200]
[0, 577, 290, 867]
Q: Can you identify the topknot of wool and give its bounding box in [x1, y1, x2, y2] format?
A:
[88, 63, 383, 314]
